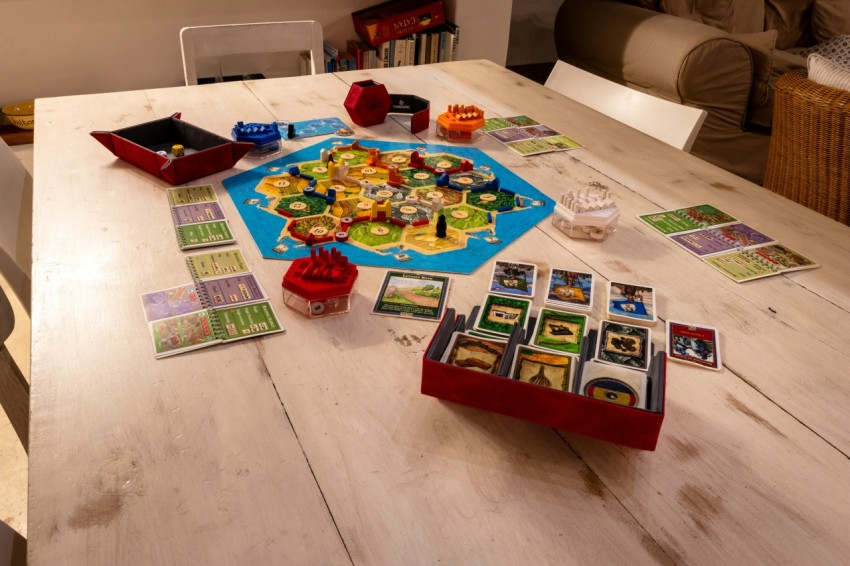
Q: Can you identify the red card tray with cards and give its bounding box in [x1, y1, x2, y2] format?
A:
[91, 112, 254, 185]
[421, 308, 667, 451]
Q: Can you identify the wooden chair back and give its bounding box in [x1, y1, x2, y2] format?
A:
[180, 21, 325, 85]
[545, 60, 707, 152]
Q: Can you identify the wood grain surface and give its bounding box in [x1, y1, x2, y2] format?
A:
[29, 61, 850, 565]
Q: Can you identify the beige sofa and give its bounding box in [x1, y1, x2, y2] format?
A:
[554, 0, 849, 184]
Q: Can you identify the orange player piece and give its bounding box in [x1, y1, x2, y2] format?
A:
[436, 104, 486, 142]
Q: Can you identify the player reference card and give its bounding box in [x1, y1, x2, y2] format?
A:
[372, 270, 450, 321]
[489, 260, 538, 298]
[546, 268, 594, 312]
[595, 320, 651, 371]
[666, 321, 722, 370]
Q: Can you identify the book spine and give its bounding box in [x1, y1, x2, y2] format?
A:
[437, 29, 446, 62]
[407, 35, 416, 66]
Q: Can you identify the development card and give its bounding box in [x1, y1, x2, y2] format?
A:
[372, 270, 450, 321]
[578, 359, 648, 409]
[546, 268, 594, 311]
[472, 294, 533, 337]
[489, 260, 538, 298]
[595, 320, 651, 371]
[531, 308, 588, 355]
[441, 331, 508, 375]
[509, 345, 576, 391]
[666, 320, 722, 370]
[607, 281, 657, 326]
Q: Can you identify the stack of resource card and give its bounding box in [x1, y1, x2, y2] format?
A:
[167, 184, 236, 250]
[638, 204, 818, 282]
[142, 248, 283, 358]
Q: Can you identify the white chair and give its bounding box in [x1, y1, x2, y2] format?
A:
[545, 60, 708, 152]
[180, 21, 325, 85]
[0, 518, 26, 566]
[1, 286, 28, 451]
[0, 138, 31, 313]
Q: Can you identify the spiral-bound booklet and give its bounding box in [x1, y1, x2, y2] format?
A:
[639, 204, 817, 282]
[142, 248, 283, 358]
[166, 184, 236, 250]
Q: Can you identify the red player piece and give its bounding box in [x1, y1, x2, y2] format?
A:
[282, 247, 359, 318]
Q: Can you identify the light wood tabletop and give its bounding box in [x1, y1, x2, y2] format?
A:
[29, 60, 850, 565]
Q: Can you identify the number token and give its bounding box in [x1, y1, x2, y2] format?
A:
[392, 155, 406, 163]
[357, 201, 372, 210]
[289, 202, 308, 210]
[451, 210, 469, 219]
[341, 152, 356, 160]
[400, 206, 417, 214]
[371, 226, 390, 235]
[479, 193, 497, 202]
[313, 166, 328, 173]
[310, 226, 328, 236]
[457, 176, 474, 185]
[437, 160, 453, 169]
[376, 189, 394, 199]
[426, 191, 443, 200]
[413, 172, 430, 180]
[275, 180, 290, 188]
[362, 167, 377, 175]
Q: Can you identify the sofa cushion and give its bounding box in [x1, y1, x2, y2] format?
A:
[808, 52, 850, 89]
[765, 0, 815, 49]
[733, 30, 778, 107]
[796, 34, 850, 68]
[811, 0, 850, 44]
[660, 0, 765, 34]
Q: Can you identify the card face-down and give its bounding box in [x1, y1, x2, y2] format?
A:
[579, 359, 648, 410]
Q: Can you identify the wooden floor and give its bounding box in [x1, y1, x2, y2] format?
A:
[0, 144, 31, 539]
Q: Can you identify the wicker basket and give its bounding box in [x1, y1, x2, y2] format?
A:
[764, 72, 850, 225]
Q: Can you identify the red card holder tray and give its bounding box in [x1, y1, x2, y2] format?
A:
[421, 309, 666, 451]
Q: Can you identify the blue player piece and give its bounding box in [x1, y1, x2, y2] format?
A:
[232, 121, 282, 146]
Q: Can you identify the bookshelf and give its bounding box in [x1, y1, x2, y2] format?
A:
[322, 0, 511, 72]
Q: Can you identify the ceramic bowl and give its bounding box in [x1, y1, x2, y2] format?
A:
[2, 101, 35, 130]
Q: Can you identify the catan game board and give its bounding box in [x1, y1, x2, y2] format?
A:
[222, 138, 555, 274]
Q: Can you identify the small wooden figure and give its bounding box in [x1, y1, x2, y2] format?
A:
[436, 213, 447, 238]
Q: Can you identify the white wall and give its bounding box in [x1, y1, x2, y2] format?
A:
[0, 0, 511, 107]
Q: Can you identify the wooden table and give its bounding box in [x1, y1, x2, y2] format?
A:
[30, 60, 850, 565]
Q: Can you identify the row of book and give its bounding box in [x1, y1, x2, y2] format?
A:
[317, 23, 459, 73]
